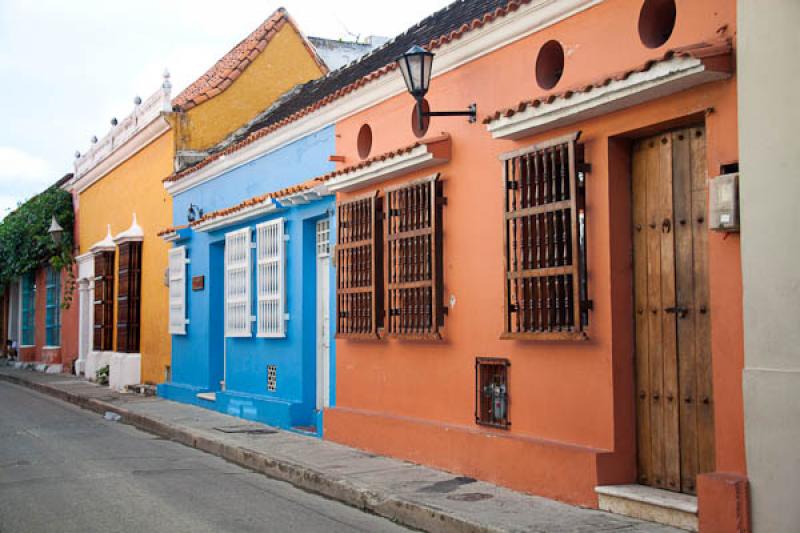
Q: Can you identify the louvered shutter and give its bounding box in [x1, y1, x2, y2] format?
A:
[256, 218, 286, 337]
[225, 227, 252, 337]
[117, 241, 142, 353]
[168, 246, 189, 335]
[93, 251, 115, 351]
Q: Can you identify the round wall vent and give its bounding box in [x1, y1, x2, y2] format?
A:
[638, 0, 677, 48]
[536, 40, 565, 90]
[357, 124, 373, 159]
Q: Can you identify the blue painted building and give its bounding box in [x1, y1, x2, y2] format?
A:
[158, 127, 336, 435]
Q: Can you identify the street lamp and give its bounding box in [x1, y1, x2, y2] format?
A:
[396, 45, 477, 132]
[48, 216, 64, 246]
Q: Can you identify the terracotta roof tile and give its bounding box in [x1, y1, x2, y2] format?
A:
[156, 224, 188, 237]
[483, 38, 734, 125]
[187, 135, 449, 227]
[172, 8, 328, 112]
[164, 0, 532, 185]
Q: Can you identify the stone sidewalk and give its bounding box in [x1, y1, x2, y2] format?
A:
[0, 365, 679, 533]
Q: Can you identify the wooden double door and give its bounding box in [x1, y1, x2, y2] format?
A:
[632, 126, 714, 495]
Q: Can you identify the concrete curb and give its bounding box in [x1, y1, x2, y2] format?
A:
[0, 371, 502, 533]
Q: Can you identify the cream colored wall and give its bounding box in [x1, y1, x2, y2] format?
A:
[739, 1, 800, 531]
[178, 24, 326, 152]
[78, 129, 174, 384]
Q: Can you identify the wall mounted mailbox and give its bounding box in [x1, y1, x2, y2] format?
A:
[709, 172, 740, 232]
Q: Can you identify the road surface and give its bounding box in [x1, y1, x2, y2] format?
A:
[0, 381, 409, 533]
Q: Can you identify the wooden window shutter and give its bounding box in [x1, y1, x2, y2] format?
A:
[501, 132, 590, 340]
[168, 246, 189, 335]
[93, 251, 115, 351]
[256, 218, 286, 338]
[225, 227, 252, 337]
[384, 175, 445, 338]
[117, 241, 142, 353]
[336, 193, 383, 338]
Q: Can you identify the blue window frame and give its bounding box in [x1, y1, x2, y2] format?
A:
[45, 267, 61, 346]
[20, 273, 35, 346]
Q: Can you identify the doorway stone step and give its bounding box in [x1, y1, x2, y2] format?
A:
[595, 484, 697, 531]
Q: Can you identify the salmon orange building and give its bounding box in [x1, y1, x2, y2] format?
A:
[315, 0, 744, 529]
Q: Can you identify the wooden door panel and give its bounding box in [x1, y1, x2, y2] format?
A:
[633, 126, 713, 495]
[632, 142, 652, 485]
[690, 128, 715, 477]
[673, 129, 700, 493]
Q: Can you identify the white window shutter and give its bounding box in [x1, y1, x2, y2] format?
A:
[168, 246, 188, 335]
[256, 218, 286, 337]
[225, 227, 252, 337]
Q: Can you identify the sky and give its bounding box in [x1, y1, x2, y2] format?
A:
[0, 0, 452, 219]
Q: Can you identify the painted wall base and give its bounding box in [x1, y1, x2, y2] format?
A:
[324, 406, 615, 507]
[85, 351, 141, 391]
[158, 382, 318, 435]
[109, 353, 141, 392]
[85, 351, 112, 382]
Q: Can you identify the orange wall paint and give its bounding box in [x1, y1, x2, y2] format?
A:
[326, 0, 743, 506]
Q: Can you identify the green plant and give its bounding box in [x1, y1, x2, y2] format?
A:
[0, 185, 76, 308]
[96, 365, 110, 386]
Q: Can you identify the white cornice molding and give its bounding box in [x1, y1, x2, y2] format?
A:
[192, 198, 283, 232]
[160, 231, 180, 243]
[487, 56, 730, 140]
[71, 116, 171, 195]
[326, 144, 449, 192]
[164, 0, 602, 196]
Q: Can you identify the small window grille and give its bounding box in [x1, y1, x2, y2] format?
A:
[336, 193, 383, 337]
[267, 364, 277, 392]
[476, 358, 510, 429]
[502, 132, 590, 340]
[316, 219, 330, 257]
[385, 174, 445, 338]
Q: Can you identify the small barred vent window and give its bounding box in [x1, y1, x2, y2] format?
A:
[267, 364, 277, 392]
[336, 194, 383, 337]
[476, 358, 510, 428]
[502, 132, 590, 340]
[385, 175, 445, 338]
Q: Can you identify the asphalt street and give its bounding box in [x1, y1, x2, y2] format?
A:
[0, 381, 409, 533]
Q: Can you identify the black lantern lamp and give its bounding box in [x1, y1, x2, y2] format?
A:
[396, 45, 476, 132]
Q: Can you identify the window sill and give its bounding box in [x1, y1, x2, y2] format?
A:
[500, 331, 588, 341]
[42, 346, 61, 350]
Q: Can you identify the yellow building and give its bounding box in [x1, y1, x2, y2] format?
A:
[68, 9, 328, 387]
